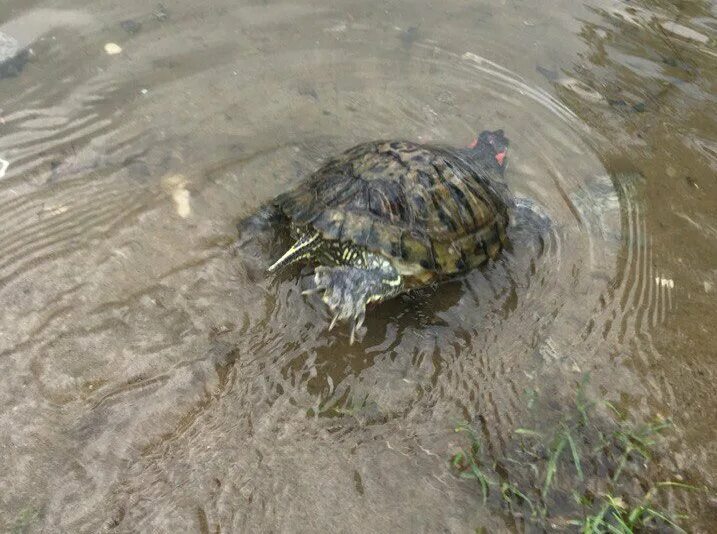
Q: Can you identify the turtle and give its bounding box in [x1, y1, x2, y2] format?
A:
[239, 129, 512, 343]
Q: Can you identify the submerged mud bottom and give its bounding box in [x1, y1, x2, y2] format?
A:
[0, 0, 715, 531]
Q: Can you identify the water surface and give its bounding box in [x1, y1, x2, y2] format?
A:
[0, 0, 715, 531]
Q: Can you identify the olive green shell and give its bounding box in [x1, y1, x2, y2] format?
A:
[275, 140, 509, 284]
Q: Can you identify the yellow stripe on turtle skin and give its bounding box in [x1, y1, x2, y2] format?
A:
[385, 272, 402, 287]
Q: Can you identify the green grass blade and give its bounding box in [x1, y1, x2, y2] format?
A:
[588, 504, 610, 533]
[643, 506, 687, 533]
[627, 504, 644, 524]
[647, 419, 672, 434]
[611, 449, 630, 484]
[502, 483, 536, 515]
[455, 422, 481, 444]
[610, 509, 633, 532]
[603, 521, 628, 534]
[655, 481, 699, 492]
[514, 428, 543, 438]
[543, 435, 567, 498]
[475, 467, 489, 505]
[451, 450, 466, 468]
[604, 400, 620, 417]
[564, 428, 584, 481]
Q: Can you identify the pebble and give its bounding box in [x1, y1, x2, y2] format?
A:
[104, 42, 122, 55]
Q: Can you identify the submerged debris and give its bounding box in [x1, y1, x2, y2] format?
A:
[162, 174, 192, 218]
[104, 42, 123, 55]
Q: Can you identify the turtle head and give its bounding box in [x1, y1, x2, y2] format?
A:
[467, 129, 509, 175]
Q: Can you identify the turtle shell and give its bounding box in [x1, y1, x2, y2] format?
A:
[275, 140, 509, 285]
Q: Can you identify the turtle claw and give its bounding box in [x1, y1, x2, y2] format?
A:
[354, 311, 366, 331]
[349, 323, 357, 346]
[302, 287, 321, 296]
[329, 312, 340, 331]
[349, 311, 366, 345]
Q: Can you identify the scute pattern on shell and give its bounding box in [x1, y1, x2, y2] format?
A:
[275, 140, 509, 282]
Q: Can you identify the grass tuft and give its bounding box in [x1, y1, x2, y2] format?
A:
[449, 380, 702, 532]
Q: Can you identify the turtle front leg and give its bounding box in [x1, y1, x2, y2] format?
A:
[235, 204, 283, 249]
[234, 204, 285, 276]
[308, 261, 402, 344]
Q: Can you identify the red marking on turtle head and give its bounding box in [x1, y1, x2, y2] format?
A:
[467, 137, 479, 149]
[495, 150, 506, 166]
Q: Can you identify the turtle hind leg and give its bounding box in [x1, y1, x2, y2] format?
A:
[310, 261, 402, 344]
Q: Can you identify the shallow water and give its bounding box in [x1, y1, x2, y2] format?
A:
[0, 0, 715, 532]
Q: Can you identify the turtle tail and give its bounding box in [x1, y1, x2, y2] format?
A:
[268, 232, 321, 273]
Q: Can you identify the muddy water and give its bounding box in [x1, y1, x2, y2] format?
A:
[0, 0, 715, 532]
